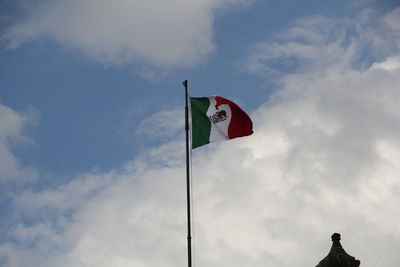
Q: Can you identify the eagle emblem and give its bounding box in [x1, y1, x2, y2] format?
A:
[209, 110, 228, 124]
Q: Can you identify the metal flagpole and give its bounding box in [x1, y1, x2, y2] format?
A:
[183, 80, 192, 267]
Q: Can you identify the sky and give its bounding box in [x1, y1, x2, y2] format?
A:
[1, 0, 400, 266]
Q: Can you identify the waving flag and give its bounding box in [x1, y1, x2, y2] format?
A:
[190, 96, 253, 149]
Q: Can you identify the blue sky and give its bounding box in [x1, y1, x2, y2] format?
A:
[1, 0, 400, 266]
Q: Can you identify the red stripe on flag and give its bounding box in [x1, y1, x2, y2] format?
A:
[214, 96, 253, 139]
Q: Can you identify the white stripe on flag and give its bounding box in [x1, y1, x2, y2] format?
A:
[207, 97, 232, 143]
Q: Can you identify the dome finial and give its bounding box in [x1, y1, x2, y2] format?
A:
[316, 233, 360, 267]
[331, 233, 341, 242]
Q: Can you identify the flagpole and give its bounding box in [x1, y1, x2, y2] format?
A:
[183, 80, 192, 267]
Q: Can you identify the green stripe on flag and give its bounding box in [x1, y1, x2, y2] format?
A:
[190, 97, 211, 149]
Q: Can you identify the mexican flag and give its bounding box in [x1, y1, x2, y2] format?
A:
[190, 96, 253, 149]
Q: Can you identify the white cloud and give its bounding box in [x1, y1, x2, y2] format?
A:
[239, 16, 355, 77]
[2, 6, 400, 267]
[239, 10, 400, 77]
[371, 55, 400, 71]
[383, 7, 400, 49]
[135, 107, 184, 138]
[384, 7, 400, 30]
[1, 0, 250, 68]
[0, 103, 38, 182]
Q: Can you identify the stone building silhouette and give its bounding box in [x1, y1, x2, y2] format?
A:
[316, 233, 360, 267]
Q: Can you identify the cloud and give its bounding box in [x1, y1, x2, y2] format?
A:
[0, 103, 38, 182]
[239, 16, 353, 77]
[239, 9, 400, 77]
[383, 7, 400, 49]
[1, 0, 250, 68]
[384, 7, 400, 30]
[2, 6, 400, 267]
[135, 107, 184, 139]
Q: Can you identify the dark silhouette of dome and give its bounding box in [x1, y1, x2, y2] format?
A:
[316, 233, 360, 267]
